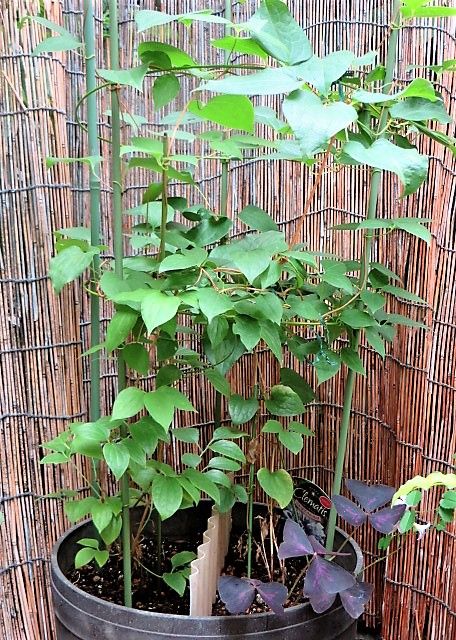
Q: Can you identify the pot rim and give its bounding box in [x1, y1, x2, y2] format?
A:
[51, 510, 364, 623]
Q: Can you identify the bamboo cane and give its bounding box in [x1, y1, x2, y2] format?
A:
[108, 0, 132, 608]
[83, 0, 101, 493]
[326, 0, 402, 551]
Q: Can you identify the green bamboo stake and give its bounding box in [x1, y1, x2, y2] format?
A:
[326, 0, 402, 552]
[246, 398, 259, 579]
[221, 0, 232, 218]
[246, 461, 255, 578]
[220, 0, 258, 578]
[159, 134, 169, 261]
[213, 0, 232, 432]
[83, 1, 101, 492]
[155, 133, 170, 571]
[224, 0, 232, 59]
[108, 0, 132, 607]
[214, 157, 229, 433]
[220, 160, 229, 216]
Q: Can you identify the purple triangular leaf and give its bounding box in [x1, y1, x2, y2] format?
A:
[368, 504, 406, 534]
[218, 576, 256, 614]
[309, 535, 350, 557]
[248, 578, 261, 588]
[346, 479, 395, 512]
[309, 535, 328, 555]
[256, 581, 288, 614]
[332, 495, 368, 527]
[304, 581, 337, 613]
[305, 556, 356, 595]
[278, 519, 314, 559]
[339, 582, 374, 619]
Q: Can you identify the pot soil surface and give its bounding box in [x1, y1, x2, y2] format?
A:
[67, 527, 309, 615]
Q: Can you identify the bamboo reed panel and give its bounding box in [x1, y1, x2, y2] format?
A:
[0, 1, 454, 639]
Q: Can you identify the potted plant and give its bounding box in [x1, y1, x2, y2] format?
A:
[32, 0, 455, 638]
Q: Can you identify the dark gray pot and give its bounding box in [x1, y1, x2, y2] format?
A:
[51, 502, 363, 640]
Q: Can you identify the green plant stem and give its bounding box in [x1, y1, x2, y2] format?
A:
[156, 512, 163, 573]
[154, 63, 264, 72]
[159, 134, 169, 261]
[70, 460, 101, 499]
[363, 541, 403, 571]
[246, 462, 255, 578]
[83, 0, 101, 495]
[326, 0, 401, 552]
[74, 82, 111, 137]
[109, 0, 132, 608]
[332, 525, 360, 557]
[131, 496, 151, 556]
[155, 135, 170, 569]
[220, 160, 229, 218]
[287, 558, 310, 600]
[136, 556, 162, 579]
[246, 386, 259, 580]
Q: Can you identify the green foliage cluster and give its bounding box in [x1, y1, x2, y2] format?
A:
[393, 471, 456, 533]
[376, 472, 456, 551]
[31, 0, 455, 601]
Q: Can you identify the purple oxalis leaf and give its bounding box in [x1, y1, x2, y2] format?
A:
[303, 582, 337, 614]
[278, 519, 313, 560]
[339, 582, 374, 619]
[305, 556, 356, 595]
[368, 504, 406, 534]
[218, 576, 256, 614]
[248, 578, 261, 588]
[309, 535, 329, 555]
[332, 495, 368, 527]
[346, 479, 395, 512]
[256, 581, 288, 614]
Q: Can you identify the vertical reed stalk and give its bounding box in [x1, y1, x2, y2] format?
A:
[83, 0, 101, 492]
[108, 0, 132, 607]
[326, 0, 402, 551]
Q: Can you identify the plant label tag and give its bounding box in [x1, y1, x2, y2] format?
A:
[284, 478, 332, 543]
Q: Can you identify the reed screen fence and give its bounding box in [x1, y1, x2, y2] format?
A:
[0, 1, 454, 639]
